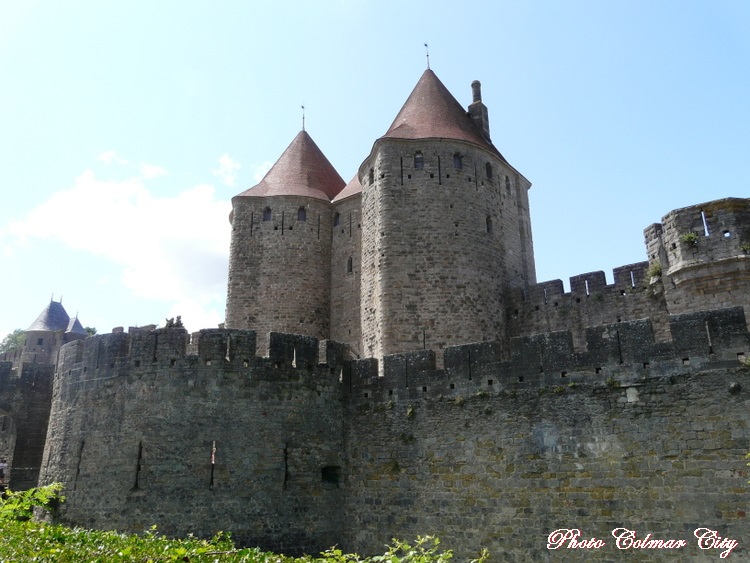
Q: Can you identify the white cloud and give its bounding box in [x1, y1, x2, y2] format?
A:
[141, 164, 168, 178]
[7, 170, 232, 332]
[253, 161, 273, 183]
[212, 154, 241, 187]
[98, 150, 128, 165]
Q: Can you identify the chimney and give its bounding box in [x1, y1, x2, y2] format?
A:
[468, 80, 490, 141]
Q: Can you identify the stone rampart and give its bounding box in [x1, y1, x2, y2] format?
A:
[0, 361, 53, 490]
[347, 307, 748, 404]
[508, 261, 672, 349]
[40, 328, 347, 555]
[38, 310, 750, 561]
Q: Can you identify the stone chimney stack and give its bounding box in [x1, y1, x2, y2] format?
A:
[468, 80, 490, 141]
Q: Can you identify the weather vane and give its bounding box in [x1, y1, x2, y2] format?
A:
[424, 42, 430, 69]
[301, 105, 305, 131]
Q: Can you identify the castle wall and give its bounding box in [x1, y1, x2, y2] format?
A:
[330, 193, 362, 358]
[508, 262, 672, 348]
[359, 139, 534, 360]
[35, 307, 750, 561]
[645, 198, 750, 327]
[0, 361, 53, 490]
[341, 307, 750, 561]
[39, 329, 346, 555]
[225, 195, 333, 352]
[20, 329, 65, 366]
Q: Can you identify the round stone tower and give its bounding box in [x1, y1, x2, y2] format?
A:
[358, 70, 536, 359]
[225, 131, 345, 349]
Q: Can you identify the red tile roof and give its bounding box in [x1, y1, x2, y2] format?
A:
[236, 130, 345, 201]
[332, 174, 363, 203]
[381, 69, 504, 159]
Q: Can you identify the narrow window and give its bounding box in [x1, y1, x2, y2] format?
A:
[505, 176, 511, 192]
[262, 207, 272, 221]
[485, 162, 493, 179]
[37, 338, 43, 346]
[453, 153, 463, 169]
[333, 212, 340, 227]
[486, 216, 493, 234]
[209, 441, 216, 490]
[347, 256, 353, 273]
[368, 168, 374, 184]
[297, 207, 306, 222]
[414, 152, 424, 170]
[701, 210, 710, 236]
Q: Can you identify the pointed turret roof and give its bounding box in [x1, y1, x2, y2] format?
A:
[65, 316, 88, 336]
[332, 174, 363, 203]
[236, 130, 345, 202]
[27, 300, 70, 332]
[381, 69, 504, 159]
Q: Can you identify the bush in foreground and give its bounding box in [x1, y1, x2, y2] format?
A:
[0, 484, 487, 563]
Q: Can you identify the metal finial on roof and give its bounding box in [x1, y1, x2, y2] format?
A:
[424, 42, 430, 69]
[301, 105, 305, 131]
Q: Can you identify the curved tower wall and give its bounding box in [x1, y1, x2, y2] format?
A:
[330, 194, 362, 357]
[39, 329, 345, 555]
[644, 197, 750, 326]
[225, 195, 332, 348]
[360, 138, 535, 359]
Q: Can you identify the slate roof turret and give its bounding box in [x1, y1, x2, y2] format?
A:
[27, 300, 70, 332]
[66, 316, 88, 336]
[236, 130, 345, 202]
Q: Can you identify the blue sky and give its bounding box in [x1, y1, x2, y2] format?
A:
[1, 0, 748, 340]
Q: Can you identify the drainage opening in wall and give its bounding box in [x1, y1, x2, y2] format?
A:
[321, 465, 341, 487]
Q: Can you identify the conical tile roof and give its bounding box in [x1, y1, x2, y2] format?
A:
[236, 130, 345, 202]
[332, 174, 363, 203]
[27, 300, 70, 332]
[381, 69, 504, 159]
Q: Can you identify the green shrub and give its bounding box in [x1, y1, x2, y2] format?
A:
[0, 483, 64, 521]
[646, 261, 662, 279]
[680, 232, 698, 245]
[0, 487, 486, 562]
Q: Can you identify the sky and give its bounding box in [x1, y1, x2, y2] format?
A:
[1, 0, 749, 341]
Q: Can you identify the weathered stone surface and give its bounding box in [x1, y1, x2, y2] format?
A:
[33, 312, 750, 561]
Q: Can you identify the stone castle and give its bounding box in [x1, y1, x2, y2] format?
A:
[1, 69, 749, 561]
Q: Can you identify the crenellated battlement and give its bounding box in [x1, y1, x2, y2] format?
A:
[54, 306, 750, 409]
[650, 198, 750, 273]
[55, 328, 349, 401]
[508, 261, 672, 348]
[344, 307, 749, 403]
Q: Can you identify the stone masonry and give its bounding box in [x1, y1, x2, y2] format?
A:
[0, 68, 747, 561]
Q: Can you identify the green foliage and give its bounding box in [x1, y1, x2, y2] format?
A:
[0, 488, 485, 562]
[85, 327, 97, 336]
[646, 261, 662, 279]
[0, 483, 64, 521]
[553, 386, 565, 394]
[680, 232, 698, 245]
[741, 241, 750, 254]
[0, 329, 25, 353]
[606, 376, 620, 388]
